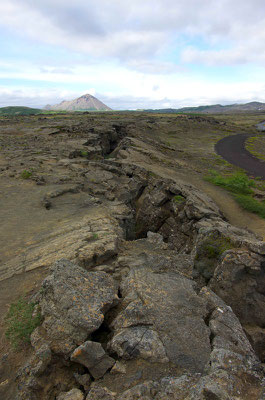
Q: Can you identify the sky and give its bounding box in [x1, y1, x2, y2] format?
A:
[1, 0, 265, 110]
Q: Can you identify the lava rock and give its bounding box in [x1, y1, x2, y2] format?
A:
[71, 341, 115, 379]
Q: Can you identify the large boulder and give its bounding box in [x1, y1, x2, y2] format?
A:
[108, 258, 211, 372]
[38, 259, 118, 354]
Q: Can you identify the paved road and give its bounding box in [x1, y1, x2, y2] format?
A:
[215, 134, 265, 179]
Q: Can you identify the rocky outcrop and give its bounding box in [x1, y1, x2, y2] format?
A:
[7, 122, 265, 400]
[16, 232, 265, 399]
[209, 249, 265, 361]
[108, 262, 210, 371]
[1, 211, 123, 281]
[37, 260, 118, 355]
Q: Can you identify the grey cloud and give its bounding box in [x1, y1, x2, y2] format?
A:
[18, 0, 105, 37]
[3, 0, 265, 66]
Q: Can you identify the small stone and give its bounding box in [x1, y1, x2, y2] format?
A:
[73, 373, 92, 391]
[71, 341, 115, 379]
[57, 388, 84, 400]
[110, 361, 126, 375]
[86, 386, 116, 400]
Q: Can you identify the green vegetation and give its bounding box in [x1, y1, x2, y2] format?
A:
[196, 235, 233, 260]
[21, 170, 32, 179]
[205, 169, 265, 219]
[173, 195, 185, 204]
[92, 232, 99, 240]
[148, 171, 159, 179]
[205, 170, 255, 194]
[234, 194, 265, 218]
[0, 106, 42, 116]
[246, 136, 265, 162]
[194, 233, 234, 280]
[80, 150, 89, 158]
[5, 297, 42, 348]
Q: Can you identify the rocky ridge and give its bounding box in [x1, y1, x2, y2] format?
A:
[0, 114, 265, 399]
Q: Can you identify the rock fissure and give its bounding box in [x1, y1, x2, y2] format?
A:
[1, 114, 265, 399]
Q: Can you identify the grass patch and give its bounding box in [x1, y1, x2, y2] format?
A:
[234, 194, 265, 218]
[5, 297, 42, 349]
[21, 169, 32, 179]
[205, 169, 255, 194]
[246, 135, 265, 162]
[205, 169, 265, 219]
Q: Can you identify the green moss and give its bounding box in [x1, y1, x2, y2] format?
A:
[194, 234, 234, 280]
[21, 170, 32, 179]
[173, 195, 185, 204]
[80, 150, 89, 158]
[5, 297, 42, 349]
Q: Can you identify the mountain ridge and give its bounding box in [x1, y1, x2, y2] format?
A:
[144, 101, 265, 114]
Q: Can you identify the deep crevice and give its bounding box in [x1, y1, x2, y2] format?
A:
[90, 321, 112, 346]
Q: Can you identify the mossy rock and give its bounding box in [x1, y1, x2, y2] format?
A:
[194, 234, 234, 281]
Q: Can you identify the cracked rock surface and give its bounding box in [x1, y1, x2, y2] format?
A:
[1, 114, 264, 400]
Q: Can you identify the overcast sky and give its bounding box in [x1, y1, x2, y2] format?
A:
[1, 0, 265, 109]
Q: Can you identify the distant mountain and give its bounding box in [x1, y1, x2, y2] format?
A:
[144, 102, 265, 114]
[0, 106, 42, 116]
[44, 94, 112, 112]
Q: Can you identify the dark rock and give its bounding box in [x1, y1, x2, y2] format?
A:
[73, 373, 92, 391]
[209, 249, 265, 327]
[71, 341, 115, 379]
[244, 326, 265, 362]
[109, 326, 168, 363]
